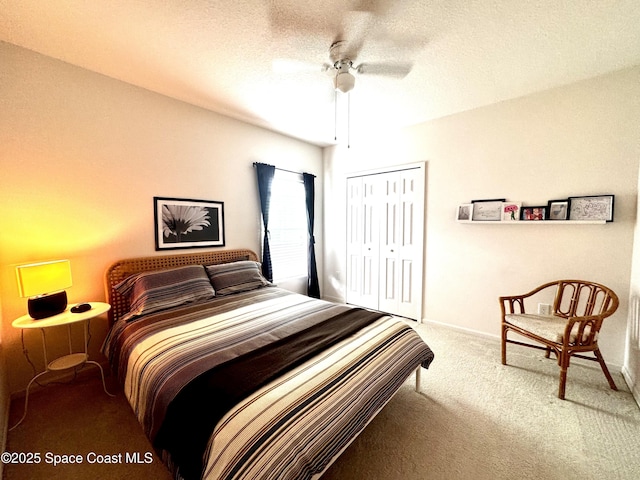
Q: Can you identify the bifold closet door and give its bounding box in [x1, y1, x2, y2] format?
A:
[378, 168, 424, 321]
[346, 165, 424, 321]
[346, 175, 380, 310]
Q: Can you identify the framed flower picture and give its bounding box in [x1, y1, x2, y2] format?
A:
[501, 202, 521, 221]
[154, 197, 225, 250]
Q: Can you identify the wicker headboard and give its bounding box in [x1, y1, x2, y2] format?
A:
[104, 249, 259, 325]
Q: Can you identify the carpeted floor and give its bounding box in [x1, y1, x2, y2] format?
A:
[4, 322, 640, 480]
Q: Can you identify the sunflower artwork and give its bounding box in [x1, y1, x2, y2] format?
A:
[154, 197, 225, 250]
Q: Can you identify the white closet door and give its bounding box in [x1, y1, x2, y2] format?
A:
[396, 168, 424, 320]
[346, 177, 364, 306]
[346, 175, 381, 310]
[379, 173, 401, 314]
[359, 175, 381, 310]
[379, 168, 424, 320]
[346, 164, 424, 321]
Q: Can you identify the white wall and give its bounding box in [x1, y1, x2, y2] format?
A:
[0, 41, 323, 394]
[625, 168, 640, 404]
[324, 66, 640, 368]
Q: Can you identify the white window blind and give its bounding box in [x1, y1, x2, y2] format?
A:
[268, 170, 307, 281]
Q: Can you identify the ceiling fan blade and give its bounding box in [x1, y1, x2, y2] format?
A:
[355, 62, 413, 78]
[268, 1, 379, 39]
[272, 58, 330, 74]
[333, 10, 375, 60]
[367, 28, 429, 57]
[268, 0, 391, 61]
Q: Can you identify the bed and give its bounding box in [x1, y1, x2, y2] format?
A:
[102, 249, 434, 480]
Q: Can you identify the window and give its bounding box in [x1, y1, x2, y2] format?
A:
[267, 170, 308, 281]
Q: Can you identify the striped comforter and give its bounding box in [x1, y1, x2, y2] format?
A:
[103, 287, 434, 480]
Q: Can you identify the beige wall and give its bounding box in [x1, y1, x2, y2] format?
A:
[625, 168, 640, 403]
[324, 66, 640, 368]
[0, 42, 323, 394]
[0, 298, 7, 478]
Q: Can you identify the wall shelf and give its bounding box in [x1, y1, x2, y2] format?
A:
[457, 220, 607, 225]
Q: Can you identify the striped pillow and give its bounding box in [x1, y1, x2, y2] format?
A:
[205, 261, 271, 296]
[115, 265, 215, 322]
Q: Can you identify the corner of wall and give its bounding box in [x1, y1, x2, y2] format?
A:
[623, 154, 640, 409]
[0, 299, 9, 478]
[621, 365, 639, 408]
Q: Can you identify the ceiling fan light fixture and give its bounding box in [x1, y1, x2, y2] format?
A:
[334, 71, 355, 93]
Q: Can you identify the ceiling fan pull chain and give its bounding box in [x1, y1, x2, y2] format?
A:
[347, 92, 351, 149]
[334, 89, 338, 142]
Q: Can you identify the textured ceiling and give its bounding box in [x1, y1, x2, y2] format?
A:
[2, 0, 640, 146]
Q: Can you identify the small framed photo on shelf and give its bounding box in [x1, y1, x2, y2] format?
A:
[456, 204, 474, 221]
[568, 195, 614, 222]
[547, 200, 569, 220]
[521, 206, 547, 221]
[471, 199, 505, 221]
[501, 202, 521, 221]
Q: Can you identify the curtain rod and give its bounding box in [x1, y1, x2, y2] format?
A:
[252, 162, 315, 178]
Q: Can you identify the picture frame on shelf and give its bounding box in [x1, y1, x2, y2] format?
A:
[471, 199, 505, 221]
[547, 200, 569, 220]
[568, 195, 614, 222]
[456, 203, 474, 221]
[521, 206, 547, 221]
[154, 196, 226, 250]
[501, 202, 521, 221]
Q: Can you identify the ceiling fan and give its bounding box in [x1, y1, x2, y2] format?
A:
[269, 1, 421, 95]
[324, 40, 413, 93]
[269, 2, 424, 145]
[272, 38, 416, 146]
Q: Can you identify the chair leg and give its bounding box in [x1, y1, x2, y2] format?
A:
[557, 352, 571, 400]
[501, 326, 507, 365]
[558, 367, 568, 400]
[594, 348, 618, 391]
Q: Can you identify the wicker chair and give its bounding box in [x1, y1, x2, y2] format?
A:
[500, 280, 619, 399]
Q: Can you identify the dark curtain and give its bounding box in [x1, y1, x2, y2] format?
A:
[303, 173, 320, 298]
[254, 163, 275, 282]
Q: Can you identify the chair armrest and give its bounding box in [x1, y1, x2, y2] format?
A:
[563, 315, 602, 346]
[500, 281, 560, 315]
[499, 295, 526, 314]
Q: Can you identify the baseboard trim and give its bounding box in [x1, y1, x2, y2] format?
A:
[421, 318, 499, 341]
[420, 318, 624, 372]
[621, 365, 640, 409]
[322, 295, 343, 304]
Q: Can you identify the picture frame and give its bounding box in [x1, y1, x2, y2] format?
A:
[471, 199, 506, 221]
[154, 196, 225, 250]
[501, 202, 521, 221]
[521, 206, 547, 221]
[568, 195, 614, 222]
[547, 199, 569, 220]
[456, 203, 474, 221]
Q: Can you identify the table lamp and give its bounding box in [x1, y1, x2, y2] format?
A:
[16, 260, 73, 319]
